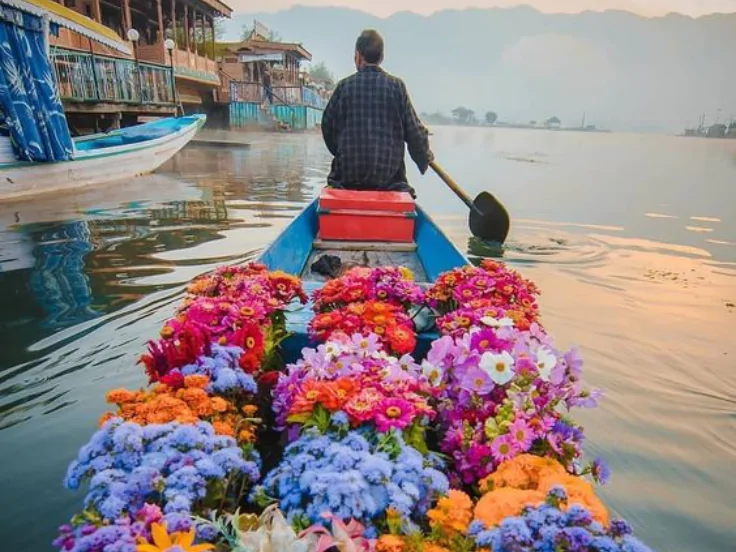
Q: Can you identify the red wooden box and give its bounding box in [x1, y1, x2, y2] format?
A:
[317, 189, 416, 242]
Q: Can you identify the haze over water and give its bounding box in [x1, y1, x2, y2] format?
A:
[0, 127, 734, 551]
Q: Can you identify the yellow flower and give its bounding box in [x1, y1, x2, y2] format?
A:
[398, 266, 414, 281]
[137, 522, 214, 552]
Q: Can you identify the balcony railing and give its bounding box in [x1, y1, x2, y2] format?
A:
[137, 42, 219, 85]
[230, 82, 327, 109]
[52, 49, 175, 105]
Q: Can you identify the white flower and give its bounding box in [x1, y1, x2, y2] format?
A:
[536, 347, 557, 382]
[323, 341, 343, 359]
[479, 351, 516, 385]
[480, 316, 514, 328]
[421, 360, 443, 386]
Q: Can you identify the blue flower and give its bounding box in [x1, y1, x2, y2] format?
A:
[591, 457, 611, 485]
[565, 504, 593, 527]
[609, 519, 633, 538]
[620, 535, 654, 552]
[498, 517, 533, 547]
[467, 520, 485, 537]
[331, 410, 350, 428]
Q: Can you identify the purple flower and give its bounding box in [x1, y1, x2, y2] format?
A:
[460, 367, 495, 395]
[609, 519, 633, 538]
[591, 457, 611, 485]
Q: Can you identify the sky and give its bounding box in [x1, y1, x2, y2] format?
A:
[229, 0, 736, 17]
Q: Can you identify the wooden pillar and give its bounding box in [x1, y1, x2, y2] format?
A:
[170, 0, 177, 41]
[122, 0, 132, 31]
[156, 0, 164, 43]
[91, 0, 101, 23]
[183, 4, 190, 53]
[194, 10, 200, 68]
[210, 15, 216, 59]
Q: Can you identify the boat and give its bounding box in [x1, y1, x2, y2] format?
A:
[0, 115, 206, 202]
[256, 193, 469, 363]
[0, 0, 204, 202]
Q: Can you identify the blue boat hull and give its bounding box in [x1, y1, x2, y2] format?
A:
[257, 197, 470, 363]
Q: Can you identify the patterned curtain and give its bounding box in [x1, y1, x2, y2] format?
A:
[0, 6, 73, 162]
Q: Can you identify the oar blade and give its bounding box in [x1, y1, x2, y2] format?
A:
[469, 192, 510, 244]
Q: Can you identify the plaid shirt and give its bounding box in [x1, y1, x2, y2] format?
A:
[321, 66, 433, 193]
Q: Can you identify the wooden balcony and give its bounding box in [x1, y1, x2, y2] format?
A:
[137, 41, 219, 86]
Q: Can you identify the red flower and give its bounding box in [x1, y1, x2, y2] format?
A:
[258, 371, 280, 389]
[159, 371, 185, 389]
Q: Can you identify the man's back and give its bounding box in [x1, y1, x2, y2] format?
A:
[321, 65, 432, 195]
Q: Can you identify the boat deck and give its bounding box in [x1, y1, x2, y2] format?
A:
[301, 240, 428, 283]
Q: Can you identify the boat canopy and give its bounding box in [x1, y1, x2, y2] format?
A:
[1, 0, 130, 54]
[0, 1, 74, 162]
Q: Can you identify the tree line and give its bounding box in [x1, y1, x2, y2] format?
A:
[421, 108, 562, 128]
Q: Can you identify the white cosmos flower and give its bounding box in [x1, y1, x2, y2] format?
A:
[323, 342, 343, 359]
[479, 351, 516, 385]
[480, 316, 514, 329]
[421, 360, 443, 386]
[536, 347, 557, 382]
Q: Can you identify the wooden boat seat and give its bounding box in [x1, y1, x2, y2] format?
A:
[313, 239, 417, 252]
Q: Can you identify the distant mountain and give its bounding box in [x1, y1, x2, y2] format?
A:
[221, 6, 736, 133]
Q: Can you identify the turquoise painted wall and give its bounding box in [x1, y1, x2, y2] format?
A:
[229, 102, 323, 130]
[229, 103, 261, 128]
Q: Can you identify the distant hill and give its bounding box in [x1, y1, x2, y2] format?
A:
[221, 6, 736, 133]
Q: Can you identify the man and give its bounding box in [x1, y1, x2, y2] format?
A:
[262, 65, 273, 105]
[321, 29, 433, 197]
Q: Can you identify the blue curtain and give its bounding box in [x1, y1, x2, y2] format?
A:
[0, 6, 73, 162]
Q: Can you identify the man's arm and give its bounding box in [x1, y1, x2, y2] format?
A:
[400, 81, 433, 174]
[321, 83, 341, 156]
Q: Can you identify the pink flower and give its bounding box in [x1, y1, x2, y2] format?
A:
[490, 434, 519, 464]
[459, 367, 494, 395]
[508, 418, 534, 451]
[374, 398, 416, 431]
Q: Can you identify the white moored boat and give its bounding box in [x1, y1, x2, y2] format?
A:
[0, 0, 205, 202]
[0, 115, 206, 201]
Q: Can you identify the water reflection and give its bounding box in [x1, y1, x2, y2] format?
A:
[0, 129, 734, 552]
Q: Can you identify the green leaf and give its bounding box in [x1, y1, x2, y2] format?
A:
[286, 412, 312, 424]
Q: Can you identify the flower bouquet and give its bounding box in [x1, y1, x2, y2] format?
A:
[141, 264, 307, 383]
[63, 419, 261, 524]
[251, 427, 449, 537]
[425, 260, 541, 336]
[308, 267, 424, 356]
[311, 266, 423, 311]
[422, 323, 602, 487]
[194, 504, 374, 552]
[272, 333, 438, 444]
[308, 301, 417, 356]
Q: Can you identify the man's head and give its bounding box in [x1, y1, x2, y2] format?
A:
[354, 29, 384, 69]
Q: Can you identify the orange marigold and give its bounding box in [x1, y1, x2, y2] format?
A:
[476, 454, 610, 527]
[375, 535, 406, 552]
[424, 545, 452, 552]
[183, 375, 210, 389]
[212, 420, 235, 437]
[106, 389, 139, 405]
[427, 490, 473, 535]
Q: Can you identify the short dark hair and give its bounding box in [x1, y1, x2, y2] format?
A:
[355, 30, 384, 64]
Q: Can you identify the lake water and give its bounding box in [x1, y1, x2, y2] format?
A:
[0, 127, 734, 551]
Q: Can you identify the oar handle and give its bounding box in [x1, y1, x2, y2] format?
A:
[429, 161, 478, 213]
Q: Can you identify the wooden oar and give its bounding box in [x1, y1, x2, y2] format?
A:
[429, 160, 510, 244]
